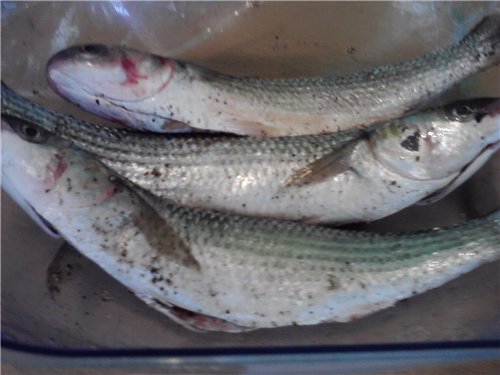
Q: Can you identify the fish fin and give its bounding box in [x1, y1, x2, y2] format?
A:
[134, 199, 201, 271]
[417, 142, 500, 206]
[118, 180, 201, 271]
[160, 119, 194, 133]
[137, 294, 253, 333]
[46, 242, 82, 300]
[283, 141, 358, 188]
[218, 118, 280, 137]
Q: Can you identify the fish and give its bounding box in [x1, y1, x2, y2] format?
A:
[3, 82, 500, 224]
[2, 116, 499, 332]
[45, 15, 500, 136]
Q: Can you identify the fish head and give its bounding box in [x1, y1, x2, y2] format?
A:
[46, 45, 174, 126]
[371, 98, 500, 180]
[1, 116, 119, 213]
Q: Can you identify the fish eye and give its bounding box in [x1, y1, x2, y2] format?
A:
[78, 45, 108, 57]
[19, 123, 50, 143]
[454, 105, 473, 116]
[4, 115, 51, 144]
[448, 105, 475, 122]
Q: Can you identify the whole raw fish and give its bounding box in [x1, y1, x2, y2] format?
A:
[45, 15, 500, 136]
[3, 82, 499, 224]
[2, 116, 499, 331]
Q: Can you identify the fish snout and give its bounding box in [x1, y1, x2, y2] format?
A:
[483, 98, 500, 117]
[46, 45, 175, 102]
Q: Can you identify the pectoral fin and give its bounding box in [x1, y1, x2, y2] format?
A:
[134, 199, 201, 271]
[417, 142, 500, 205]
[46, 242, 82, 299]
[121, 180, 201, 271]
[283, 141, 358, 188]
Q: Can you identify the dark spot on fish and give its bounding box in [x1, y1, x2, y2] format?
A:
[66, 178, 72, 192]
[151, 168, 161, 177]
[415, 156, 420, 161]
[95, 99, 100, 105]
[346, 46, 356, 55]
[390, 181, 397, 186]
[401, 131, 420, 152]
[275, 35, 279, 40]
[327, 274, 337, 290]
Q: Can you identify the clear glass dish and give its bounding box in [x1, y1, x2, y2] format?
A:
[1, 2, 499, 372]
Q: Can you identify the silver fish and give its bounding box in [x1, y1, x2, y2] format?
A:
[2, 116, 499, 331]
[2, 83, 499, 224]
[45, 15, 500, 136]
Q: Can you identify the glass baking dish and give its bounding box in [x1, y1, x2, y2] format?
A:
[2, 2, 499, 372]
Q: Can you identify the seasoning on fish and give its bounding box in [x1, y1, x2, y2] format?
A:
[2, 116, 499, 331]
[3, 82, 499, 224]
[45, 15, 500, 136]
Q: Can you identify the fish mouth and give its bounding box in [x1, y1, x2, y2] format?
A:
[474, 99, 500, 123]
[27, 203, 60, 238]
[484, 98, 500, 116]
[486, 139, 500, 151]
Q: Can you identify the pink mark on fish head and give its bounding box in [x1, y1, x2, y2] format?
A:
[94, 180, 122, 205]
[42, 153, 67, 191]
[115, 53, 174, 98]
[120, 56, 148, 86]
